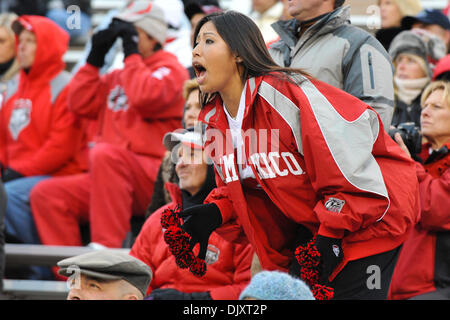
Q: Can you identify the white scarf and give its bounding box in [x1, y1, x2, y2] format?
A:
[394, 76, 430, 105]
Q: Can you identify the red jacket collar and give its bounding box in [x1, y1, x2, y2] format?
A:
[198, 76, 264, 130]
[164, 182, 182, 206]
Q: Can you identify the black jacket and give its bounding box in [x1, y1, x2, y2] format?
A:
[392, 94, 422, 128]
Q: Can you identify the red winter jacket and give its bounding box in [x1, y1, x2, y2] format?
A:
[68, 51, 189, 160]
[200, 73, 420, 280]
[389, 142, 450, 300]
[0, 15, 84, 176]
[130, 182, 253, 299]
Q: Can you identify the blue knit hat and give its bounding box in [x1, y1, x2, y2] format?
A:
[239, 271, 315, 300]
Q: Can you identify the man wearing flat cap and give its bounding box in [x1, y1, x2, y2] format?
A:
[58, 250, 152, 300]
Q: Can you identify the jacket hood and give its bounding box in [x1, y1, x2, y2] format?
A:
[13, 15, 69, 80]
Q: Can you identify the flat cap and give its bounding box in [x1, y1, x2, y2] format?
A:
[57, 250, 152, 297]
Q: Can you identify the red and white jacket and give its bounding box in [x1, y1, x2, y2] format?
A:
[130, 182, 253, 299]
[200, 73, 420, 280]
[68, 50, 189, 161]
[0, 16, 85, 177]
[389, 142, 450, 299]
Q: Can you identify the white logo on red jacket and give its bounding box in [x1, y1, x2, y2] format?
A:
[107, 85, 129, 112]
[9, 99, 32, 140]
[151, 67, 171, 80]
[220, 151, 305, 183]
[325, 197, 346, 213]
[205, 244, 220, 265]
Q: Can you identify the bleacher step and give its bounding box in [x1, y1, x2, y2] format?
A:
[2, 279, 68, 300]
[5, 244, 129, 267]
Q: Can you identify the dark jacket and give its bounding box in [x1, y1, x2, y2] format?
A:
[392, 94, 422, 128]
[375, 26, 406, 52]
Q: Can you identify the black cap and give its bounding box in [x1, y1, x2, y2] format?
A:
[184, 0, 221, 21]
[402, 9, 450, 30]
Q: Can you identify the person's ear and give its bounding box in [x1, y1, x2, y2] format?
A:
[235, 55, 243, 63]
[123, 293, 140, 300]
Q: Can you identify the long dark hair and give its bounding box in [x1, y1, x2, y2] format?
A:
[192, 10, 308, 105]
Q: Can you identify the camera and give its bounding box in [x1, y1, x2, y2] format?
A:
[388, 122, 422, 155]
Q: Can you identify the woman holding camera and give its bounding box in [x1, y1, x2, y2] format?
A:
[389, 81, 450, 300]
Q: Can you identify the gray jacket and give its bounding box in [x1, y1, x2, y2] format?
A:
[269, 6, 394, 129]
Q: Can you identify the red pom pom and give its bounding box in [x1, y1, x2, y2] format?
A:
[168, 237, 190, 256]
[161, 208, 181, 229]
[189, 258, 207, 277]
[300, 267, 320, 287]
[311, 284, 334, 300]
[295, 239, 321, 269]
[160, 205, 208, 277]
[175, 251, 196, 269]
[163, 225, 190, 253]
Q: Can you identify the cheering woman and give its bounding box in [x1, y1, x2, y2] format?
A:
[167, 10, 420, 300]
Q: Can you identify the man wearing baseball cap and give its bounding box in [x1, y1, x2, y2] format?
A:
[402, 9, 450, 51]
[130, 126, 253, 300]
[58, 250, 152, 300]
[30, 1, 189, 251]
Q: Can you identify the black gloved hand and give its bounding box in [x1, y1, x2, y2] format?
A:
[288, 224, 313, 279]
[2, 167, 24, 183]
[180, 203, 222, 260]
[113, 18, 139, 58]
[149, 288, 212, 300]
[314, 235, 343, 284]
[86, 22, 120, 68]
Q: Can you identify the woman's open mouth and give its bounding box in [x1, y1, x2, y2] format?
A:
[193, 62, 207, 84]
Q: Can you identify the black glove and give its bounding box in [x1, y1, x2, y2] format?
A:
[180, 203, 222, 260]
[86, 22, 120, 68]
[2, 167, 24, 182]
[314, 235, 343, 284]
[113, 18, 139, 58]
[149, 288, 212, 300]
[288, 225, 313, 279]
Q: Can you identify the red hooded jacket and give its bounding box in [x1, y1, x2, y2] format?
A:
[68, 50, 189, 160]
[130, 182, 253, 299]
[200, 73, 420, 280]
[389, 142, 450, 299]
[0, 15, 84, 176]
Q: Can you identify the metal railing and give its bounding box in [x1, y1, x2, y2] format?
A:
[2, 244, 129, 300]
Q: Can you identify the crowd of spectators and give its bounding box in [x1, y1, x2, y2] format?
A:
[0, 0, 448, 300]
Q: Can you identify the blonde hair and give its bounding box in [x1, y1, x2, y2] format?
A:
[0, 13, 18, 38]
[394, 52, 429, 78]
[378, 0, 422, 17]
[183, 78, 200, 100]
[420, 80, 450, 108]
[0, 13, 19, 81]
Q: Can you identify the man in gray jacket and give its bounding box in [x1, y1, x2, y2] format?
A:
[269, 0, 395, 129]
